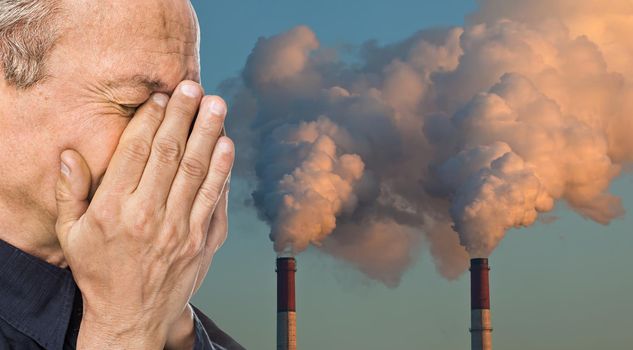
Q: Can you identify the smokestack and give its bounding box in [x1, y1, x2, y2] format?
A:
[276, 257, 297, 350]
[470, 258, 492, 350]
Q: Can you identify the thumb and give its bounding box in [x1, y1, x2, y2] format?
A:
[55, 149, 92, 243]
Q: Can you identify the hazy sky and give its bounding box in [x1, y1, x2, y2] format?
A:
[189, 1, 633, 349]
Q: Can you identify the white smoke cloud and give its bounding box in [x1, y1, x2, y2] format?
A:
[226, 1, 633, 285]
[262, 117, 365, 254]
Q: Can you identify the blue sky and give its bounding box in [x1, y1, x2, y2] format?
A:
[189, 1, 633, 349]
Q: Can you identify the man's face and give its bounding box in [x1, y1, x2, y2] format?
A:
[3, 0, 200, 225]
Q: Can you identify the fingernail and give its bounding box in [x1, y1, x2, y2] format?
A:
[181, 83, 201, 98]
[61, 161, 70, 177]
[209, 100, 226, 116]
[152, 93, 168, 107]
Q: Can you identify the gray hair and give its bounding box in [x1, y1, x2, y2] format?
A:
[0, 0, 61, 89]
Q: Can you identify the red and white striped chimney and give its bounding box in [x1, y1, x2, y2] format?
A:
[276, 257, 297, 350]
[470, 258, 492, 350]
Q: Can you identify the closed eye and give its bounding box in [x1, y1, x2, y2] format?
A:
[117, 98, 147, 118]
[119, 103, 142, 117]
[121, 103, 141, 110]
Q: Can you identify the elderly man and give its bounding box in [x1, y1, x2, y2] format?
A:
[0, 0, 244, 349]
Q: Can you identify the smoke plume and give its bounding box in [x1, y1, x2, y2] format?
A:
[224, 0, 633, 286]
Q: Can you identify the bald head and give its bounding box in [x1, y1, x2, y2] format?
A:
[0, 0, 199, 90]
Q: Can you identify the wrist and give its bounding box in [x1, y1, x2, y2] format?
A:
[78, 309, 168, 350]
[165, 304, 196, 350]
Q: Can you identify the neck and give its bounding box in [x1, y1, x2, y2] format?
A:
[0, 198, 67, 267]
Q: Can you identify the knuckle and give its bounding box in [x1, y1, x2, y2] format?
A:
[122, 138, 152, 162]
[89, 202, 119, 226]
[132, 205, 155, 235]
[161, 223, 183, 252]
[55, 185, 72, 203]
[179, 156, 208, 180]
[153, 136, 183, 163]
[197, 183, 222, 208]
[197, 115, 223, 134]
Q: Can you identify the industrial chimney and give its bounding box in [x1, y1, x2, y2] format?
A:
[276, 257, 297, 350]
[470, 258, 492, 350]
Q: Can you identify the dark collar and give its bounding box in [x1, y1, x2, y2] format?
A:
[0, 239, 77, 350]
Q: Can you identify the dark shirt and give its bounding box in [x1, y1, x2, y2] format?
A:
[0, 239, 244, 350]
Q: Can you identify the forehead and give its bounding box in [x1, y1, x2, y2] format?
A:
[58, 0, 200, 93]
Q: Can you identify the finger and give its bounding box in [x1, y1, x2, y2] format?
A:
[135, 81, 203, 204]
[188, 136, 234, 233]
[193, 180, 229, 294]
[206, 175, 230, 254]
[95, 93, 168, 195]
[167, 95, 227, 217]
[55, 150, 93, 244]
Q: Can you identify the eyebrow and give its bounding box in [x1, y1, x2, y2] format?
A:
[104, 74, 170, 93]
[131, 74, 169, 91]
